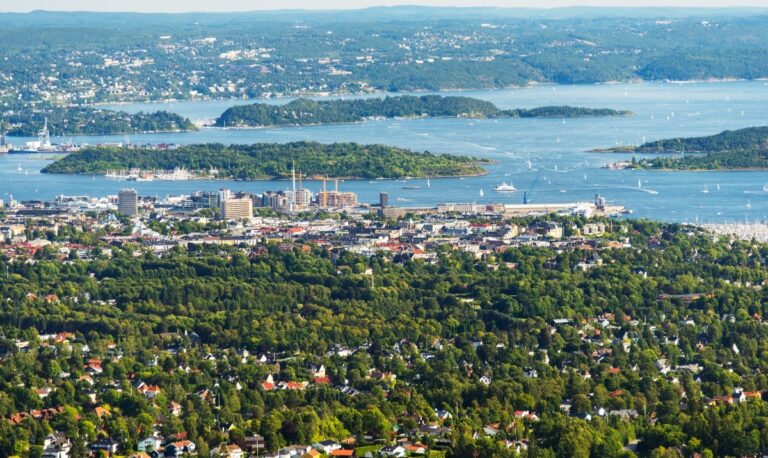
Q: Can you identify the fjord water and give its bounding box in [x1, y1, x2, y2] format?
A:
[4, 81, 768, 223]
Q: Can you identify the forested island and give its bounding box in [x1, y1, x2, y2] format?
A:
[214, 95, 632, 128]
[41, 142, 488, 179]
[606, 126, 768, 170]
[3, 107, 196, 137]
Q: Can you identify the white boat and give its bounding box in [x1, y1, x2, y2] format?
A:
[493, 181, 517, 192]
[702, 185, 709, 194]
[426, 178, 431, 188]
[479, 189, 484, 197]
[763, 183, 768, 192]
[637, 180, 642, 188]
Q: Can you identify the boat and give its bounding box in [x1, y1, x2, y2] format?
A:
[426, 178, 431, 188]
[763, 183, 768, 192]
[402, 186, 421, 190]
[702, 185, 709, 194]
[493, 181, 517, 192]
[479, 189, 484, 197]
[9, 118, 80, 154]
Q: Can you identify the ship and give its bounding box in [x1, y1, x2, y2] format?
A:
[493, 181, 517, 192]
[8, 118, 80, 154]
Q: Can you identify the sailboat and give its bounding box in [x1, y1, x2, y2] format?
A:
[426, 178, 431, 188]
[479, 189, 484, 197]
[637, 179, 642, 188]
[17, 163, 22, 172]
[702, 185, 709, 194]
[527, 160, 533, 170]
[763, 183, 768, 192]
[716, 183, 720, 191]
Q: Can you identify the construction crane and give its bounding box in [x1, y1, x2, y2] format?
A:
[523, 173, 541, 205]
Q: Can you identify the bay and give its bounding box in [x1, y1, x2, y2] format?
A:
[3, 80, 768, 223]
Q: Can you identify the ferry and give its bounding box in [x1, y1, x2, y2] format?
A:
[493, 181, 517, 192]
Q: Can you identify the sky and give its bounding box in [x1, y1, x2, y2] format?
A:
[3, 0, 768, 13]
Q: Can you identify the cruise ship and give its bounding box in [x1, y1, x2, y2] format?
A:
[493, 181, 517, 192]
[8, 119, 80, 154]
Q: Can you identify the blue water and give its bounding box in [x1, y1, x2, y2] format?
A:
[4, 80, 768, 223]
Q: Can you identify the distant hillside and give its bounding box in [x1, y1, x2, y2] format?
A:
[215, 95, 631, 128]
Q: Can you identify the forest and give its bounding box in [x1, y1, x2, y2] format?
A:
[3, 217, 768, 457]
[214, 96, 631, 128]
[41, 142, 488, 179]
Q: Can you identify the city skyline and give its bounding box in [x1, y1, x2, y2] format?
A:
[4, 0, 768, 13]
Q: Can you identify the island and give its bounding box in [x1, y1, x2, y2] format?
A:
[41, 141, 489, 179]
[214, 95, 632, 128]
[602, 126, 768, 170]
[4, 108, 196, 137]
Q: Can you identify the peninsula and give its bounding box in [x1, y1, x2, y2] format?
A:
[5, 108, 196, 137]
[214, 95, 632, 128]
[604, 126, 768, 170]
[41, 142, 488, 179]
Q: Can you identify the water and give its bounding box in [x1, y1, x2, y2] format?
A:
[4, 80, 768, 223]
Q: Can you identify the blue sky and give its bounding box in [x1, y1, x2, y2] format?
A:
[5, 0, 767, 13]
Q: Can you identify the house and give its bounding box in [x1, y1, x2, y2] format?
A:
[312, 440, 342, 454]
[130, 453, 152, 458]
[330, 450, 356, 457]
[241, 435, 265, 454]
[138, 435, 164, 452]
[483, 423, 500, 436]
[165, 440, 196, 457]
[434, 409, 452, 422]
[89, 437, 119, 454]
[404, 443, 427, 455]
[42, 432, 71, 458]
[221, 444, 243, 458]
[169, 401, 182, 416]
[379, 445, 406, 457]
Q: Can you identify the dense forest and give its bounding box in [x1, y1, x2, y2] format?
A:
[41, 142, 488, 179]
[3, 108, 196, 137]
[214, 96, 631, 128]
[4, 218, 768, 456]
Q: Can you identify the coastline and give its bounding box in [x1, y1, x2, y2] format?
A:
[84, 78, 766, 108]
[45, 167, 490, 181]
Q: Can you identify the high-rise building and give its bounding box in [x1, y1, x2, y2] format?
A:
[221, 196, 253, 221]
[380, 192, 389, 208]
[118, 188, 138, 216]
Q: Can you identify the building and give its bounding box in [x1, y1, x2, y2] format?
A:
[317, 191, 357, 208]
[221, 196, 253, 221]
[380, 192, 389, 208]
[118, 188, 138, 216]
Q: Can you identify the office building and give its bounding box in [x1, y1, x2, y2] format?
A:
[118, 188, 138, 216]
[221, 196, 253, 221]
